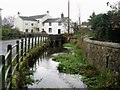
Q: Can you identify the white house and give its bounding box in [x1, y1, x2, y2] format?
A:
[43, 13, 74, 35]
[14, 11, 51, 33]
[14, 12, 74, 34]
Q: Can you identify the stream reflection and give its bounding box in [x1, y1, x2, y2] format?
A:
[28, 47, 87, 89]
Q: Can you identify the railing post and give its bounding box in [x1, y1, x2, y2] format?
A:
[35, 36, 36, 47]
[16, 40, 19, 71]
[7, 45, 12, 89]
[41, 36, 42, 43]
[0, 55, 5, 89]
[21, 39, 23, 61]
[28, 36, 30, 52]
[25, 38, 27, 56]
[32, 37, 34, 48]
[38, 36, 39, 46]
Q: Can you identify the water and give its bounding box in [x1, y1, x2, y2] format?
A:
[0, 39, 87, 89]
[28, 48, 87, 89]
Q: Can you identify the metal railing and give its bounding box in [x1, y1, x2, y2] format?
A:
[0, 34, 48, 89]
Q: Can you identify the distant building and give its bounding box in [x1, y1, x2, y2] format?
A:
[81, 21, 91, 29]
[14, 12, 74, 34]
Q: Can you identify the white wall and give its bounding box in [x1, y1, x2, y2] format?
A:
[43, 22, 69, 34]
[14, 16, 23, 32]
[23, 21, 38, 33]
[33, 14, 51, 32]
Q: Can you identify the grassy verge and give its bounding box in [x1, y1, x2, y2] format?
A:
[52, 43, 118, 88]
[12, 42, 50, 89]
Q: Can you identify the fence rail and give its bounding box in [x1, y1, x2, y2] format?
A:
[0, 34, 48, 89]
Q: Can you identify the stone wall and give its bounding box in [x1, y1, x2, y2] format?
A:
[83, 38, 120, 73]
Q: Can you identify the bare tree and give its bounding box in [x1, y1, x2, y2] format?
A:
[2, 16, 15, 27]
[107, 1, 120, 10]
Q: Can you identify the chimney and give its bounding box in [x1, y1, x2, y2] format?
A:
[47, 11, 49, 14]
[17, 12, 20, 16]
[61, 13, 64, 18]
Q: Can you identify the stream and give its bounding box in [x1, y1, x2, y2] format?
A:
[28, 47, 87, 89]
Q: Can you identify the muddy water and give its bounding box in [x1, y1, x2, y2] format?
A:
[28, 48, 87, 89]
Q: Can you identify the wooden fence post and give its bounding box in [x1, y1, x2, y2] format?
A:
[32, 37, 34, 48]
[28, 36, 30, 52]
[16, 40, 19, 71]
[21, 39, 23, 61]
[0, 55, 5, 89]
[38, 36, 40, 46]
[41, 36, 42, 43]
[7, 45, 12, 89]
[35, 36, 36, 47]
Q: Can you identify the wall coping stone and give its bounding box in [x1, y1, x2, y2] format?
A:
[84, 38, 120, 49]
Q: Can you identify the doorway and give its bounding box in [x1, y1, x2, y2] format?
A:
[58, 29, 61, 34]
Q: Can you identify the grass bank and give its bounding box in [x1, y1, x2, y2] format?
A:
[52, 42, 118, 88]
[12, 42, 50, 89]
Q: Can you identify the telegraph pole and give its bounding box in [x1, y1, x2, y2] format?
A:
[78, 8, 81, 30]
[68, 0, 70, 34]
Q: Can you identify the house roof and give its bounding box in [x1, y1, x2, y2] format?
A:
[43, 18, 59, 23]
[19, 14, 47, 21]
[20, 16, 37, 21]
[43, 17, 68, 23]
[29, 14, 47, 19]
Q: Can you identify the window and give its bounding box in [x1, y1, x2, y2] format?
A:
[58, 22, 62, 26]
[49, 22, 52, 26]
[25, 23, 28, 25]
[49, 28, 52, 33]
[37, 28, 39, 31]
[31, 29, 33, 32]
[42, 23, 45, 26]
[31, 23, 34, 26]
[25, 29, 28, 32]
[37, 20, 39, 23]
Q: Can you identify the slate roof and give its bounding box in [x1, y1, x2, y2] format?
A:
[20, 16, 37, 21]
[43, 18, 59, 23]
[43, 17, 68, 23]
[29, 14, 46, 19]
[19, 14, 47, 21]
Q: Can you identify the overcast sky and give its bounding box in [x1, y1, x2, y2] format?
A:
[0, 0, 119, 22]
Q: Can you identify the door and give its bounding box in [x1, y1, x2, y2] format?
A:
[58, 29, 61, 34]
